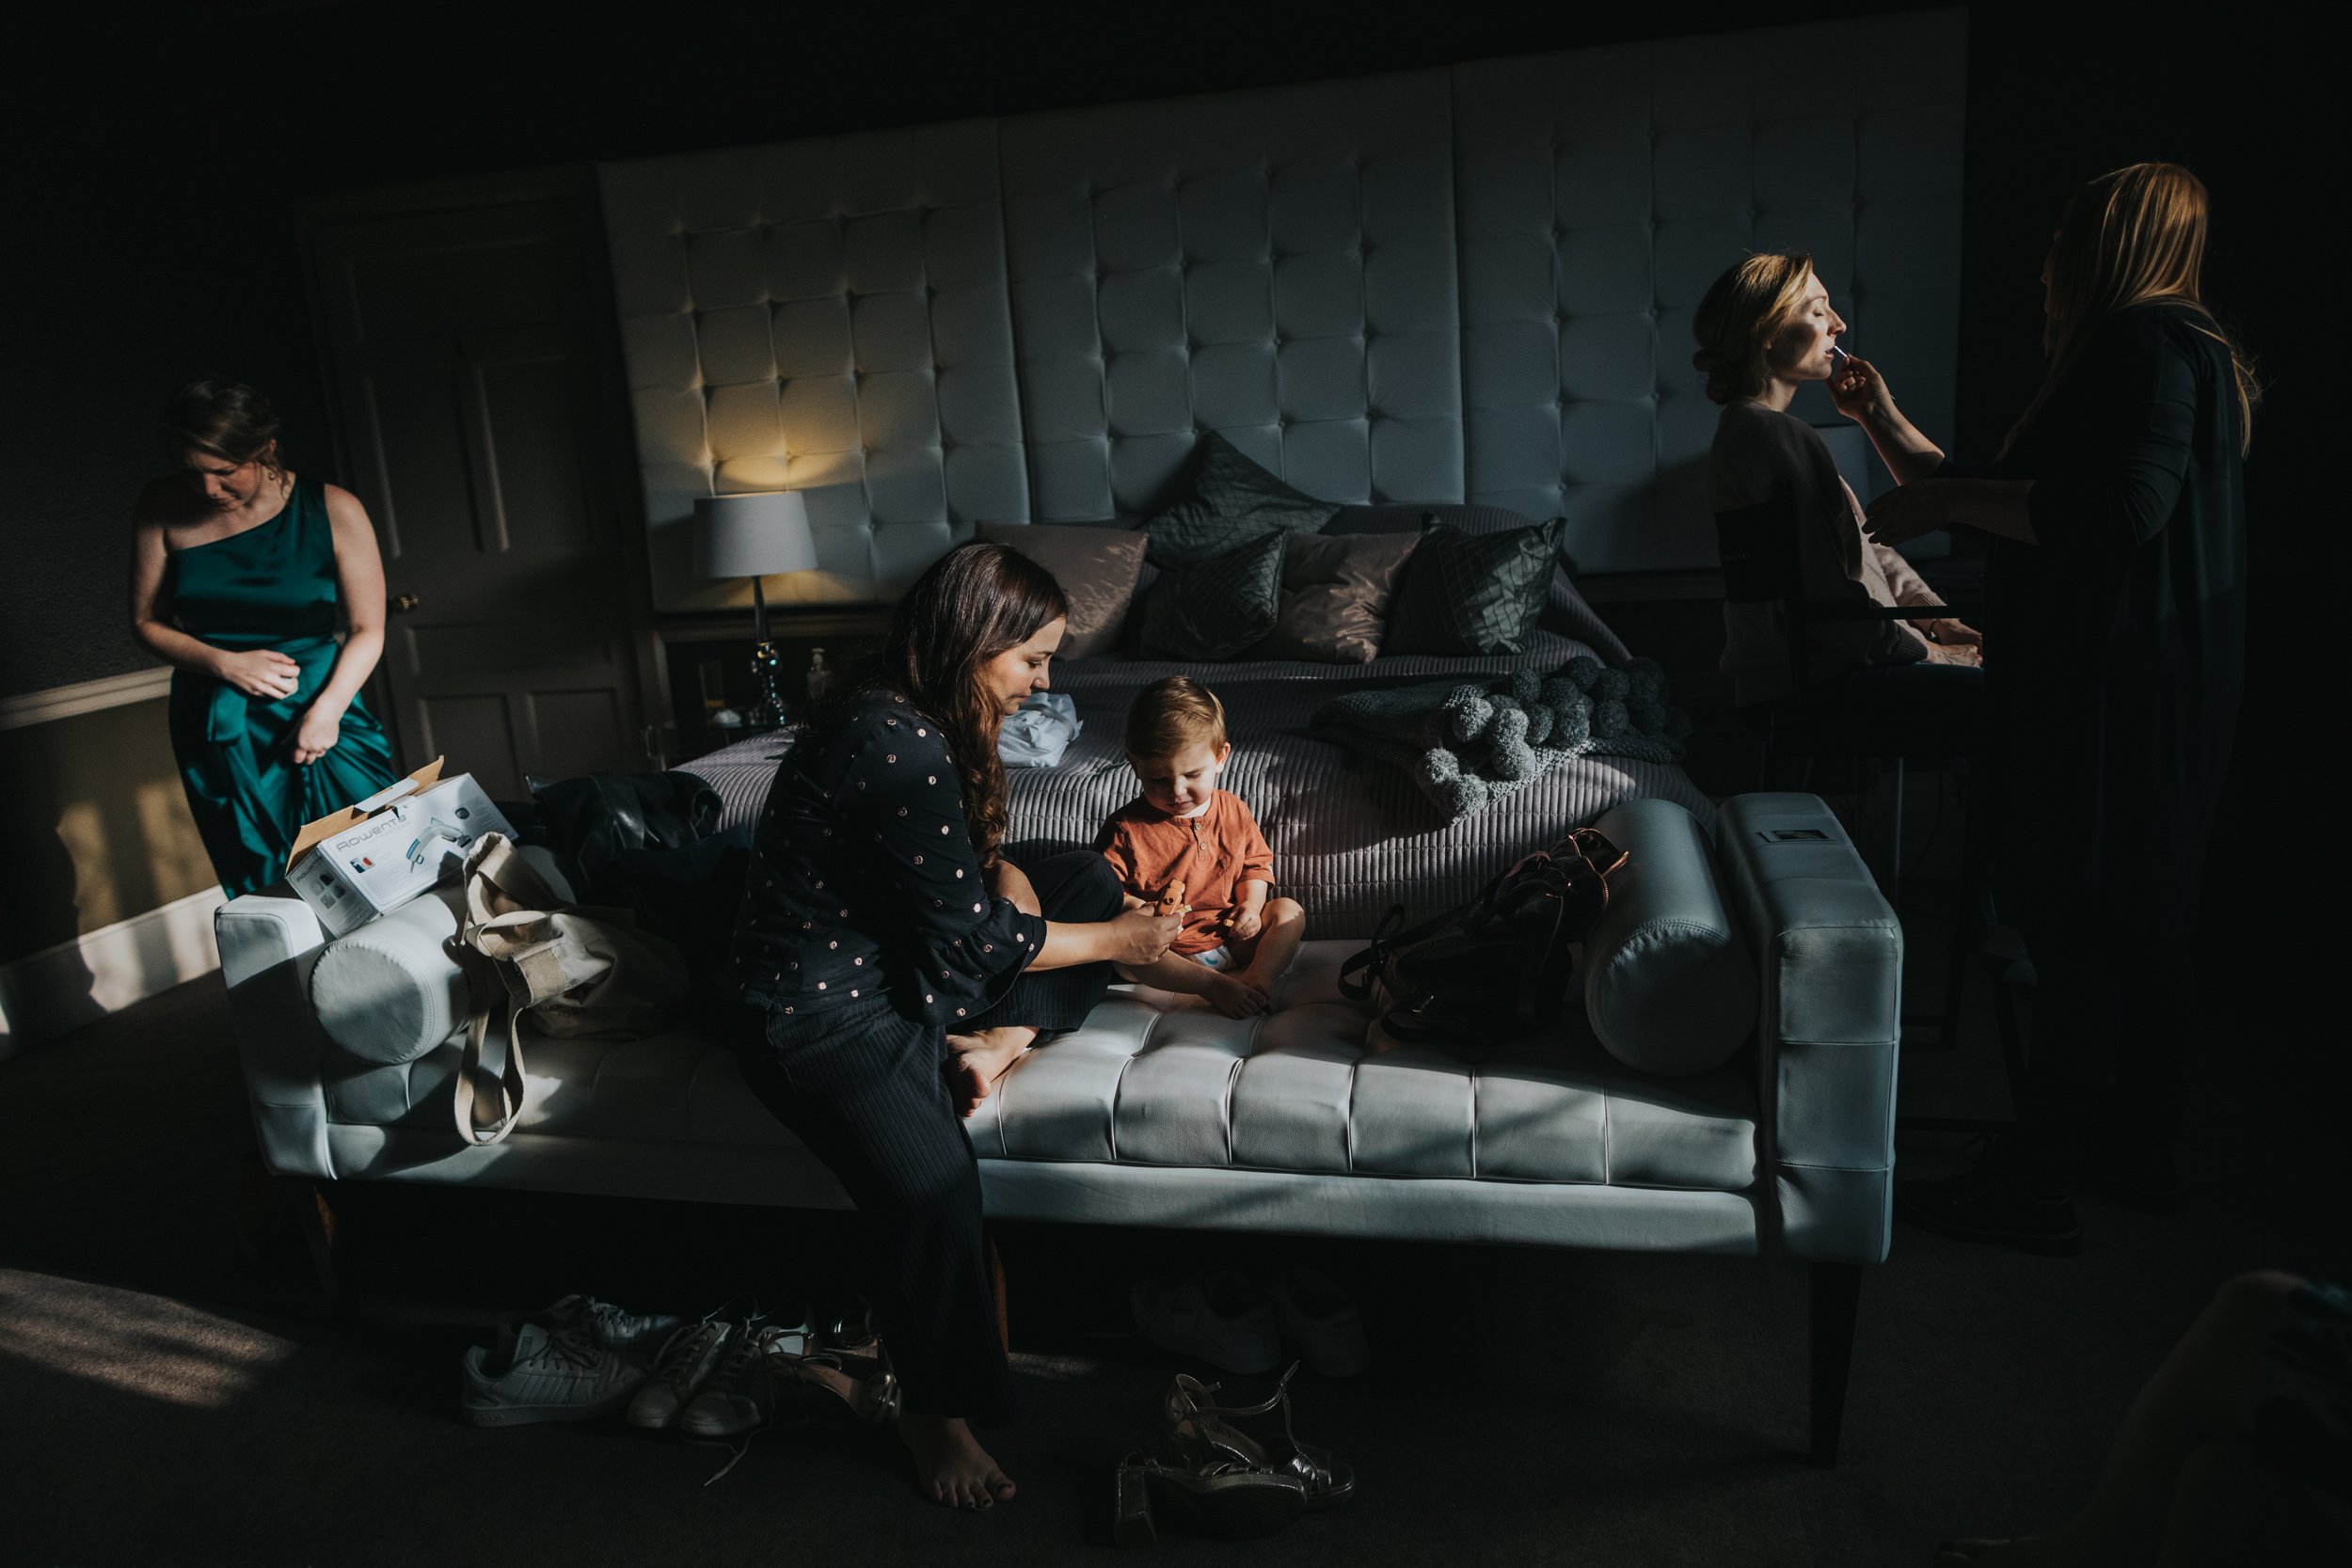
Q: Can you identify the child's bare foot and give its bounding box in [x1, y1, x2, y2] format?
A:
[1236, 967, 1279, 1007]
[899, 1412, 1017, 1510]
[1203, 973, 1267, 1019]
[946, 1026, 1037, 1117]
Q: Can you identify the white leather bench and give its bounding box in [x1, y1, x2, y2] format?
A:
[220, 792, 1900, 1464]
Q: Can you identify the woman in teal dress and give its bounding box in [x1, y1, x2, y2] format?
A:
[128, 379, 399, 897]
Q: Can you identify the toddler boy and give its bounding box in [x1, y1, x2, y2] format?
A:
[1097, 676, 1305, 1018]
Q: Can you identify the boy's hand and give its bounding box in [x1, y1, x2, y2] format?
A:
[1226, 907, 1263, 941]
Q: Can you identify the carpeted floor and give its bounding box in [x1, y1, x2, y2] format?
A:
[2, 939, 2344, 1568]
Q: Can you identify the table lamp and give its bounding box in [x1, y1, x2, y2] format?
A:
[696, 491, 817, 726]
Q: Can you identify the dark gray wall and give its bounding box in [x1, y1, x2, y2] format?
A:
[8, 1, 2339, 707]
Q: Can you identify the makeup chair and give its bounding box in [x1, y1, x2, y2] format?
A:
[1711, 492, 2024, 1129]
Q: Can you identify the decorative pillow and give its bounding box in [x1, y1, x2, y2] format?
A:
[1578, 798, 1757, 1078]
[1384, 516, 1565, 656]
[1143, 430, 1342, 565]
[1251, 531, 1422, 663]
[1327, 503, 1630, 663]
[975, 521, 1148, 660]
[1140, 530, 1288, 660]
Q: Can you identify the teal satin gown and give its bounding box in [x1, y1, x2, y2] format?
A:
[166, 477, 398, 897]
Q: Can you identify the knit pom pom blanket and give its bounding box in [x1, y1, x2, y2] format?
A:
[1309, 657, 1694, 820]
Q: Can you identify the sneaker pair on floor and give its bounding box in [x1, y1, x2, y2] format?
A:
[632, 1307, 819, 1438]
[1131, 1268, 1367, 1378]
[460, 1294, 683, 1428]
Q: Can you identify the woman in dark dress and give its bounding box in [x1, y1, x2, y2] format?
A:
[1864, 164, 2258, 1253]
[728, 543, 1183, 1508]
[128, 379, 400, 896]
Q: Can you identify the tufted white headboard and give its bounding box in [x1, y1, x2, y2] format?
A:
[603, 9, 1964, 610]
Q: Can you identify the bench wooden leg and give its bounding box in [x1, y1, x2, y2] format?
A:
[1809, 1260, 1863, 1467]
[987, 1228, 1009, 1354]
[291, 1179, 341, 1306]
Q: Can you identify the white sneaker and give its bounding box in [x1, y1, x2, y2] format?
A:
[628, 1319, 734, 1431]
[1266, 1269, 1369, 1378]
[1131, 1269, 1282, 1374]
[681, 1325, 788, 1438]
[461, 1316, 648, 1427]
[545, 1293, 684, 1357]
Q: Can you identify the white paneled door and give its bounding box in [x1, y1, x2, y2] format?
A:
[307, 191, 655, 799]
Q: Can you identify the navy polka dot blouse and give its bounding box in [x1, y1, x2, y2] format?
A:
[731, 692, 1037, 1028]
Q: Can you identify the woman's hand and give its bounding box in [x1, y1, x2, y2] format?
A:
[1863, 483, 1955, 546]
[1920, 640, 1982, 668]
[1928, 617, 1982, 649]
[1108, 907, 1185, 965]
[291, 701, 345, 765]
[1827, 353, 1896, 425]
[215, 647, 303, 701]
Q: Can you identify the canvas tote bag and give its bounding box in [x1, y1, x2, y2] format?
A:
[448, 833, 691, 1146]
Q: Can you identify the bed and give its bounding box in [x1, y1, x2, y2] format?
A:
[681, 564, 1715, 942]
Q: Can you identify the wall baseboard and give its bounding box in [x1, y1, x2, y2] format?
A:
[0, 666, 173, 731]
[0, 886, 228, 1056]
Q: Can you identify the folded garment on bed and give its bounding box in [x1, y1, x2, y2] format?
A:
[1310, 657, 1694, 819]
[999, 691, 1084, 768]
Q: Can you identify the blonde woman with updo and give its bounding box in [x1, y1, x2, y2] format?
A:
[1692, 253, 1983, 724]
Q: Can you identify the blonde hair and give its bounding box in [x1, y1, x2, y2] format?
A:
[1124, 675, 1227, 760]
[1691, 253, 1815, 404]
[2004, 162, 2260, 459]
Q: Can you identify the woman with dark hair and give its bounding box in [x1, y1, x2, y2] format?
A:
[728, 541, 1183, 1509]
[128, 378, 399, 896]
[1867, 164, 2257, 1251]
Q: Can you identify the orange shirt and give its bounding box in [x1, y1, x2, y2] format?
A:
[1095, 790, 1277, 955]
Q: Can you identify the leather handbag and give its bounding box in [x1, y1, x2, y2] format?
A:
[1338, 828, 1627, 1045]
[447, 833, 691, 1146]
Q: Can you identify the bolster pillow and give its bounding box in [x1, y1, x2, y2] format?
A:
[1580, 799, 1756, 1077]
[309, 847, 575, 1065]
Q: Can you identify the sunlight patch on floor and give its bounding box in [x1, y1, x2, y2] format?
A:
[0, 1268, 294, 1408]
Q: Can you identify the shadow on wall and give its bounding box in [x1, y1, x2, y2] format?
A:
[0, 700, 221, 1053]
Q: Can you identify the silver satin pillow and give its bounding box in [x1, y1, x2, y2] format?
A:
[1252, 531, 1422, 663]
[976, 521, 1148, 659]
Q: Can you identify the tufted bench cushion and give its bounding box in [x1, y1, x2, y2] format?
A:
[968, 941, 1756, 1190]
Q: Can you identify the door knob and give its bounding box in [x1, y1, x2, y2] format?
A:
[391, 593, 422, 613]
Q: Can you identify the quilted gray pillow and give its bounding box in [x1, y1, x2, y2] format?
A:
[1143, 431, 1341, 565]
[1139, 530, 1288, 659]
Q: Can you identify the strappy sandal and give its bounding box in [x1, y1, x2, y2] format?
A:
[767, 1344, 902, 1429]
[1163, 1363, 1355, 1513]
[1116, 1362, 1352, 1542]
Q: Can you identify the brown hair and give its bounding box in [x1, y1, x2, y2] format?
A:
[833, 543, 1069, 862]
[2004, 163, 2261, 458]
[1124, 675, 1228, 761]
[1691, 253, 1816, 404]
[163, 378, 284, 470]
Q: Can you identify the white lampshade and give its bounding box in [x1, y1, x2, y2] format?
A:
[696, 491, 817, 579]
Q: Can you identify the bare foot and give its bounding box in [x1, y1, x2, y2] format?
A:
[1235, 967, 1279, 1007]
[946, 1026, 1036, 1117]
[899, 1412, 1017, 1510]
[1203, 973, 1268, 1019]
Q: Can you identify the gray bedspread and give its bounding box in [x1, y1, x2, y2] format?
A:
[682, 642, 1715, 941]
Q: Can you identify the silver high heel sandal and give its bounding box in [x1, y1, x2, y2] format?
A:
[1114, 1362, 1354, 1544]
